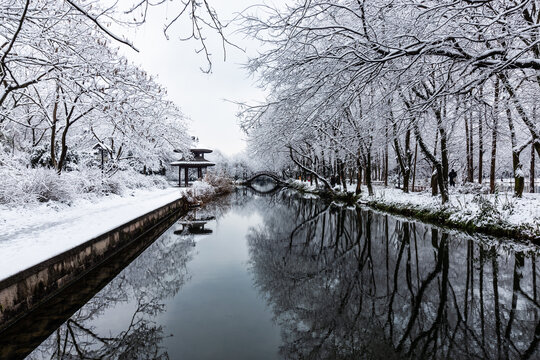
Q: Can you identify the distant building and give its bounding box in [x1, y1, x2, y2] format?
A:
[171, 148, 215, 187]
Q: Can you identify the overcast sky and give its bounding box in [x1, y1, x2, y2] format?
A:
[119, 1, 268, 156]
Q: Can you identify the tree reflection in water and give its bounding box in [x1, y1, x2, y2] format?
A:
[247, 191, 540, 359]
[27, 228, 196, 360]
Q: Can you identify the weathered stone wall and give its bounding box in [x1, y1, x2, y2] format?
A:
[0, 196, 190, 332]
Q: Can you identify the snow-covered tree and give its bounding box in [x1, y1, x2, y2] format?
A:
[240, 0, 540, 202]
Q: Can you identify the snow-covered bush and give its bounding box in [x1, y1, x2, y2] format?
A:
[500, 195, 516, 214]
[109, 170, 168, 191]
[186, 181, 216, 202]
[28, 169, 76, 202]
[101, 176, 124, 196]
[471, 194, 501, 223]
[0, 166, 73, 204]
[29, 145, 80, 171]
[184, 175, 234, 203]
[0, 164, 171, 205]
[287, 179, 313, 192]
[456, 182, 490, 194]
[204, 172, 234, 195]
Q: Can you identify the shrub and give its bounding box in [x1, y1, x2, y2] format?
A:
[0, 166, 74, 204]
[0, 164, 172, 206]
[457, 182, 490, 194]
[204, 172, 234, 195]
[471, 194, 501, 223]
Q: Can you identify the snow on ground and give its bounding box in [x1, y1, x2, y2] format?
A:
[293, 180, 540, 234]
[369, 186, 441, 208]
[291, 179, 318, 192]
[0, 187, 186, 281]
[367, 186, 540, 231]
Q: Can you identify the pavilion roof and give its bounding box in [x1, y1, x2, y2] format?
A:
[190, 148, 212, 154]
[170, 160, 215, 166]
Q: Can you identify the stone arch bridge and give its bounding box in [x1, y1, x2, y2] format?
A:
[241, 171, 286, 186]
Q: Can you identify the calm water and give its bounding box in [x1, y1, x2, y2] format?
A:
[25, 187, 540, 359]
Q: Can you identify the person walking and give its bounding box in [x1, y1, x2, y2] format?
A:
[449, 169, 457, 187]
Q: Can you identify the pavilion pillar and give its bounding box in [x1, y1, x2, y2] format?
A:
[184, 167, 189, 187]
[178, 166, 181, 186]
[198, 168, 202, 179]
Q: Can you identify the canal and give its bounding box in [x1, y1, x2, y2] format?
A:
[10, 187, 540, 359]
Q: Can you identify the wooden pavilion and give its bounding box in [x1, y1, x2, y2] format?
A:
[171, 148, 215, 187]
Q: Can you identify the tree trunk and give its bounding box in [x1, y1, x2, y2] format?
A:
[384, 125, 389, 186]
[465, 113, 474, 182]
[356, 159, 362, 195]
[413, 121, 448, 203]
[321, 150, 326, 178]
[507, 108, 524, 197]
[500, 74, 540, 159]
[339, 159, 347, 192]
[531, 143, 535, 193]
[435, 106, 449, 189]
[365, 151, 373, 196]
[288, 147, 333, 190]
[469, 111, 475, 182]
[392, 120, 412, 193]
[411, 142, 418, 192]
[465, 115, 470, 181]
[374, 153, 379, 181]
[56, 121, 70, 174]
[435, 164, 448, 202]
[478, 105, 484, 183]
[403, 129, 411, 192]
[50, 86, 60, 170]
[490, 78, 500, 193]
[515, 174, 524, 198]
[431, 169, 438, 196]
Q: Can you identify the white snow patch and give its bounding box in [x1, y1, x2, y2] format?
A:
[364, 186, 540, 236]
[293, 180, 540, 236]
[0, 187, 186, 281]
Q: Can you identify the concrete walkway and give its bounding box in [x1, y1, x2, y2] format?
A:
[0, 187, 185, 281]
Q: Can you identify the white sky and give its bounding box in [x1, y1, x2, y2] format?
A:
[118, 1, 267, 156]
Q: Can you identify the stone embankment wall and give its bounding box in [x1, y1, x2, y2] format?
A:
[0, 196, 190, 332]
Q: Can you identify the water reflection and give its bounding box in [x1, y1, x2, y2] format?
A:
[175, 212, 216, 235]
[25, 193, 283, 360]
[27, 224, 196, 359]
[20, 189, 540, 359]
[247, 191, 540, 359]
[247, 178, 282, 195]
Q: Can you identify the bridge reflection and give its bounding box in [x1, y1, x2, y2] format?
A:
[239, 181, 283, 197]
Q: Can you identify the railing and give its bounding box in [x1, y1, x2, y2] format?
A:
[493, 178, 539, 193]
[394, 178, 539, 193]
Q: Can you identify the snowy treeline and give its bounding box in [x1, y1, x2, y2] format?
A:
[240, 0, 540, 203]
[0, 0, 192, 204]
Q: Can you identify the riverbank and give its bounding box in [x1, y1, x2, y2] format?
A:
[0, 187, 185, 281]
[0, 179, 232, 282]
[10, 186, 540, 359]
[286, 180, 540, 242]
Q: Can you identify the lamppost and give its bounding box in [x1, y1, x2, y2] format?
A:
[93, 143, 109, 173]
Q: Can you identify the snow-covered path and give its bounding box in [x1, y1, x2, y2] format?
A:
[0, 187, 185, 281]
